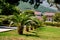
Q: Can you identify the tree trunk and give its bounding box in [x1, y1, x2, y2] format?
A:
[26, 26, 29, 32]
[34, 26, 37, 29]
[30, 27, 33, 30]
[18, 24, 24, 35]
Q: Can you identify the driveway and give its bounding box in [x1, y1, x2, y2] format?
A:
[0, 26, 17, 32]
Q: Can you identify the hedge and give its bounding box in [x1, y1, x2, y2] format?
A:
[44, 22, 60, 27]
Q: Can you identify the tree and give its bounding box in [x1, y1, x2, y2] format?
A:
[9, 10, 43, 34]
[1, 0, 60, 15]
[0, 0, 20, 15]
[4, 0, 20, 6]
[1, 5, 20, 15]
[43, 16, 47, 22]
[0, 0, 43, 34]
[0, 0, 44, 10]
[8, 10, 33, 34]
[25, 18, 42, 32]
[47, 0, 60, 11]
[54, 12, 60, 22]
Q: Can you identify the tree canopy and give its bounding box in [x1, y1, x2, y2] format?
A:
[54, 12, 60, 22]
[0, 0, 20, 15]
[47, 0, 60, 11]
[0, 0, 60, 15]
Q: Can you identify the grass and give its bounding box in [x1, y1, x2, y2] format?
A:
[0, 26, 60, 40]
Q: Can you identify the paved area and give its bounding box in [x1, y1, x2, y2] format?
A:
[0, 26, 17, 32]
[0, 29, 14, 32]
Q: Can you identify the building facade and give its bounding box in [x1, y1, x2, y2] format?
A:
[34, 11, 55, 22]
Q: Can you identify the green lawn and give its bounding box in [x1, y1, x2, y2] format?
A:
[0, 26, 60, 40]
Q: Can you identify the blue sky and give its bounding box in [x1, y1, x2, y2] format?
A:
[41, 0, 58, 10]
[18, 0, 58, 11]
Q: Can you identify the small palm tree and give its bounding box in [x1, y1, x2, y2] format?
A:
[25, 20, 37, 31]
[25, 17, 43, 31]
[10, 10, 35, 34]
[30, 17, 43, 27]
[8, 10, 43, 34]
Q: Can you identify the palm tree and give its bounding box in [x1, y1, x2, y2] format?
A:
[31, 16, 43, 27]
[25, 20, 37, 31]
[9, 10, 43, 34]
[0, 0, 44, 34]
[9, 10, 35, 34]
[25, 16, 43, 32]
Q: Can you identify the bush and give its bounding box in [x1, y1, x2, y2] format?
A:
[10, 23, 17, 27]
[54, 12, 60, 22]
[0, 22, 3, 26]
[1, 19, 10, 26]
[44, 22, 60, 27]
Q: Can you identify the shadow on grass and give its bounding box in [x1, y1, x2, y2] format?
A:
[21, 34, 39, 37]
[31, 31, 36, 33]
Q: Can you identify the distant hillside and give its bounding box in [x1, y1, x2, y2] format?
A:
[18, 1, 57, 13]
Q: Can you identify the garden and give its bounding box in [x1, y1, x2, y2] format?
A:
[0, 0, 60, 40]
[0, 26, 60, 40]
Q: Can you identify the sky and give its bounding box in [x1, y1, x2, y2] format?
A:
[41, 0, 58, 10]
[18, 0, 58, 11]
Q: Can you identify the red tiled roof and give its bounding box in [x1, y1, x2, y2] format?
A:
[36, 16, 43, 20]
[34, 11, 42, 15]
[34, 11, 43, 20]
[44, 12, 55, 16]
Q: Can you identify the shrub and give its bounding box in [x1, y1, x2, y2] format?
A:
[44, 22, 60, 27]
[0, 22, 3, 26]
[54, 12, 60, 22]
[2, 19, 10, 26]
[10, 23, 17, 27]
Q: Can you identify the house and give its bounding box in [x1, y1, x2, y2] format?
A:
[44, 12, 55, 22]
[34, 11, 55, 22]
[34, 11, 43, 20]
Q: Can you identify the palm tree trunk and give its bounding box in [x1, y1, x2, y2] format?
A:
[30, 26, 33, 30]
[26, 26, 29, 32]
[18, 24, 24, 35]
[34, 26, 37, 29]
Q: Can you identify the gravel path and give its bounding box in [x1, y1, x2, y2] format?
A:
[0, 26, 17, 32]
